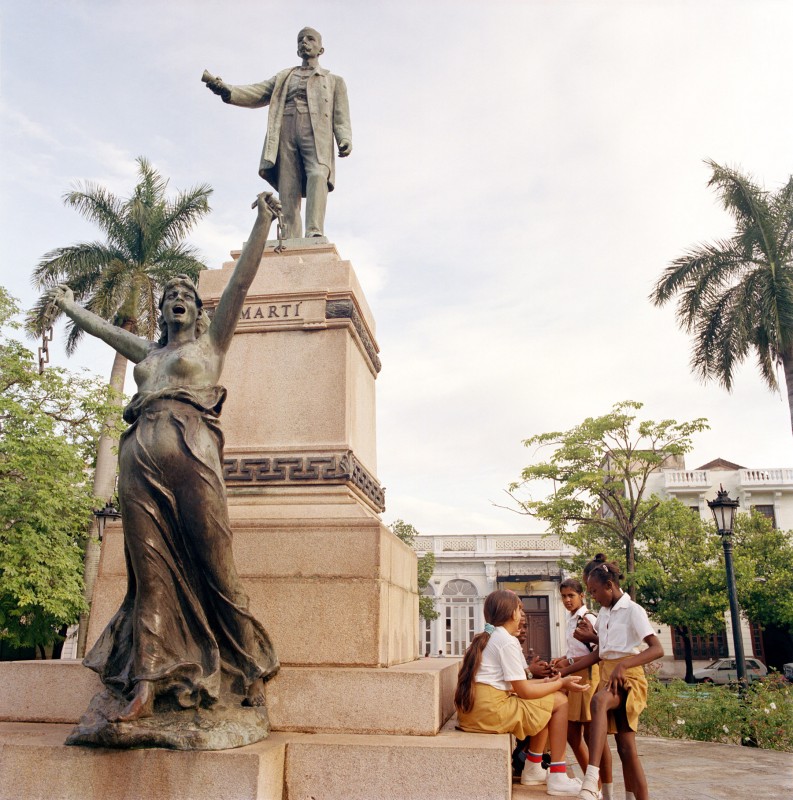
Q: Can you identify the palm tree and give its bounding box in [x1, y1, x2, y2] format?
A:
[651, 160, 793, 435]
[28, 157, 212, 655]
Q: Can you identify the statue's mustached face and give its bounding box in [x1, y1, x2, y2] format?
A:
[297, 29, 323, 59]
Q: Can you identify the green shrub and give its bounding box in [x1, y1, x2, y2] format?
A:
[640, 674, 793, 752]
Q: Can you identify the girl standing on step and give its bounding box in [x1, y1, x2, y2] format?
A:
[551, 579, 614, 800]
[558, 555, 663, 800]
[455, 590, 589, 797]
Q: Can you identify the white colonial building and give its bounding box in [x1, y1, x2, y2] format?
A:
[418, 457, 793, 677]
[415, 533, 576, 662]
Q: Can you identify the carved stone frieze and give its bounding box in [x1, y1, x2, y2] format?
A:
[325, 299, 381, 373]
[223, 450, 385, 512]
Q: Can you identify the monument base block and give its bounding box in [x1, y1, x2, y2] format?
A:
[0, 659, 457, 737]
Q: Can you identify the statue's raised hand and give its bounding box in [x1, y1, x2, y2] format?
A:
[251, 191, 282, 220]
[47, 283, 74, 309]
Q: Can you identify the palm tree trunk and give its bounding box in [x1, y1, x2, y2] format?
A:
[782, 349, 793, 439]
[75, 348, 127, 658]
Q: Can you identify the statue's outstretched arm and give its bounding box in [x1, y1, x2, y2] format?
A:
[48, 285, 150, 363]
[209, 193, 281, 354]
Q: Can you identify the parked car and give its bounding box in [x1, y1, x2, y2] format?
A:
[693, 657, 767, 684]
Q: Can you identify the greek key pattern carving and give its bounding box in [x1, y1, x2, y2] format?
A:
[326, 299, 381, 373]
[223, 450, 385, 512]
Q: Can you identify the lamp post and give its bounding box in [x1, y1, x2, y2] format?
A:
[707, 486, 747, 685]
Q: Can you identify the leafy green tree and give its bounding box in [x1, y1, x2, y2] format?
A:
[390, 519, 439, 622]
[651, 160, 793, 435]
[27, 158, 212, 654]
[634, 499, 727, 682]
[0, 288, 116, 654]
[558, 498, 727, 682]
[732, 512, 793, 631]
[509, 401, 708, 594]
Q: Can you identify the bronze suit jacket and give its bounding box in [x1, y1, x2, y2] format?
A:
[225, 66, 352, 196]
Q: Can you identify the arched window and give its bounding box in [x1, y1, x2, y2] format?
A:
[442, 579, 477, 656]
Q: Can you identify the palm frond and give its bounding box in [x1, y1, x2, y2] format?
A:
[63, 184, 126, 246]
[159, 185, 212, 245]
[32, 242, 123, 291]
[706, 159, 778, 265]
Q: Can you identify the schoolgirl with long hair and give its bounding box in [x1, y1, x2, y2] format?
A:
[455, 590, 589, 796]
[557, 555, 663, 800]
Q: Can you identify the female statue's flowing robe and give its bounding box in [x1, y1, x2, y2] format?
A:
[84, 387, 279, 708]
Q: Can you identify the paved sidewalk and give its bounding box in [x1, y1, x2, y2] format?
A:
[513, 736, 793, 800]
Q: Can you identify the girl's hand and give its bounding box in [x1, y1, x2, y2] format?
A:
[573, 617, 597, 644]
[529, 655, 554, 678]
[607, 663, 627, 693]
[561, 675, 590, 693]
[550, 657, 567, 670]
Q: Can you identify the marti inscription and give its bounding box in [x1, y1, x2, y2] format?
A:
[240, 302, 303, 320]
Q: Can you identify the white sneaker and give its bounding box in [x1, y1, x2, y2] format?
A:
[576, 781, 601, 800]
[546, 772, 582, 796]
[520, 760, 546, 785]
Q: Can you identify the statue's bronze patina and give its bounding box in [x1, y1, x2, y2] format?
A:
[203, 27, 352, 239]
[56, 194, 282, 750]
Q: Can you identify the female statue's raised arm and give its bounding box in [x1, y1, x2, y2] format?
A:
[210, 193, 281, 354]
[48, 284, 151, 363]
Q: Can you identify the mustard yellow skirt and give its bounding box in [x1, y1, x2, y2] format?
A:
[598, 657, 648, 734]
[457, 682, 555, 739]
[565, 664, 599, 723]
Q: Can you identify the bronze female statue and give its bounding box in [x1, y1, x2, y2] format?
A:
[51, 194, 281, 731]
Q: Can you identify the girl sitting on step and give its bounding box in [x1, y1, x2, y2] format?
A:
[455, 589, 589, 797]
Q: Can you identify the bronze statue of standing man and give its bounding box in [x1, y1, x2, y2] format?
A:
[204, 27, 352, 239]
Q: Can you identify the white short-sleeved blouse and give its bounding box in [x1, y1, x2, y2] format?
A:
[475, 626, 528, 691]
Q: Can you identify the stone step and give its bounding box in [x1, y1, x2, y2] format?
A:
[0, 719, 512, 800]
[0, 658, 458, 736]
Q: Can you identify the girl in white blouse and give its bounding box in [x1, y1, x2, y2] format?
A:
[455, 590, 589, 796]
[551, 579, 613, 799]
[559, 556, 663, 800]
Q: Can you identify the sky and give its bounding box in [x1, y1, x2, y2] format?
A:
[2, 0, 793, 535]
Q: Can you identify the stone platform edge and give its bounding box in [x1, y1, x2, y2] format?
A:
[0, 716, 512, 800]
[0, 658, 459, 736]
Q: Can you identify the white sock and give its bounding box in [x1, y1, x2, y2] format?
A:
[585, 765, 600, 781]
[582, 764, 600, 788]
[602, 783, 614, 800]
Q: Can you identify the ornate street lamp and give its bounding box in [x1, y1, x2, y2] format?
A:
[93, 501, 121, 541]
[707, 486, 747, 685]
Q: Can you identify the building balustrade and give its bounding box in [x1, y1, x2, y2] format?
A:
[739, 468, 793, 487]
[664, 469, 709, 488]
